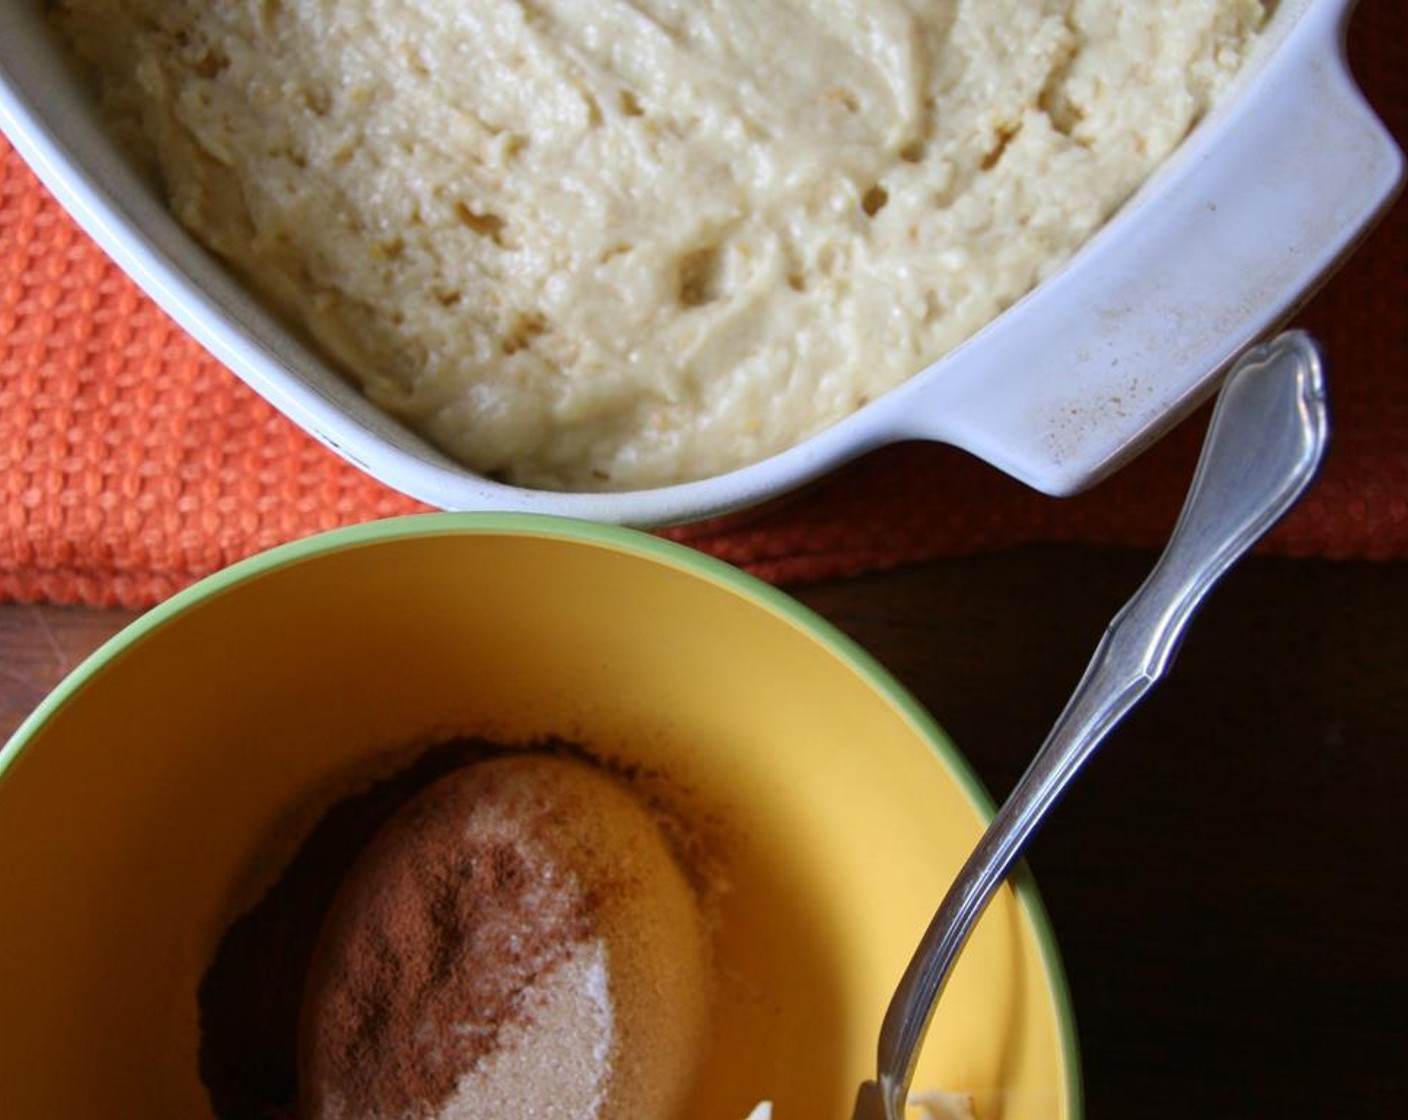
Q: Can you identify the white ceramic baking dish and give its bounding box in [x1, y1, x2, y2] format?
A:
[0, 0, 1400, 527]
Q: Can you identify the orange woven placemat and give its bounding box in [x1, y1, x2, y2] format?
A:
[2, 6, 1405, 608]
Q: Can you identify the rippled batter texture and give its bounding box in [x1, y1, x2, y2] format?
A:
[55, 0, 1267, 489]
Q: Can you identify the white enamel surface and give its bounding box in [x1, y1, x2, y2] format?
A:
[871, 0, 1403, 494]
[0, 0, 1400, 526]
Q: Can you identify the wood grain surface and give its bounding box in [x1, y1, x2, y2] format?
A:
[2, 545, 1405, 1116]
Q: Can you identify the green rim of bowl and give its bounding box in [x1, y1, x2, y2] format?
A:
[0, 511, 1083, 1118]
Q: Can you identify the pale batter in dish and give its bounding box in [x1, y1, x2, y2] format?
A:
[53, 1, 1267, 490]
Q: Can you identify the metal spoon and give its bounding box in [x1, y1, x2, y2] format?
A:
[852, 330, 1330, 1120]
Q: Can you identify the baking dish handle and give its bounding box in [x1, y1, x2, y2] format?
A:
[879, 0, 1402, 497]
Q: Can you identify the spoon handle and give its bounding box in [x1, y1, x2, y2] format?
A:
[863, 330, 1330, 1120]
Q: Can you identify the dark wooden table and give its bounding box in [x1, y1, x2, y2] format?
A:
[2, 545, 1405, 1116]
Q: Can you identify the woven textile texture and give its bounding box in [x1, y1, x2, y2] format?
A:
[2, 4, 1404, 607]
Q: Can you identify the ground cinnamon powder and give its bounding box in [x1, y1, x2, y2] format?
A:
[299, 758, 601, 1119]
[196, 737, 708, 1120]
[196, 737, 510, 1119]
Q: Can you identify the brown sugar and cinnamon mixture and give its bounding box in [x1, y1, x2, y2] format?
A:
[198, 738, 501, 1119]
[298, 773, 598, 1117]
[197, 738, 712, 1120]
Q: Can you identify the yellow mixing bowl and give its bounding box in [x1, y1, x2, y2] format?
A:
[0, 513, 1079, 1119]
